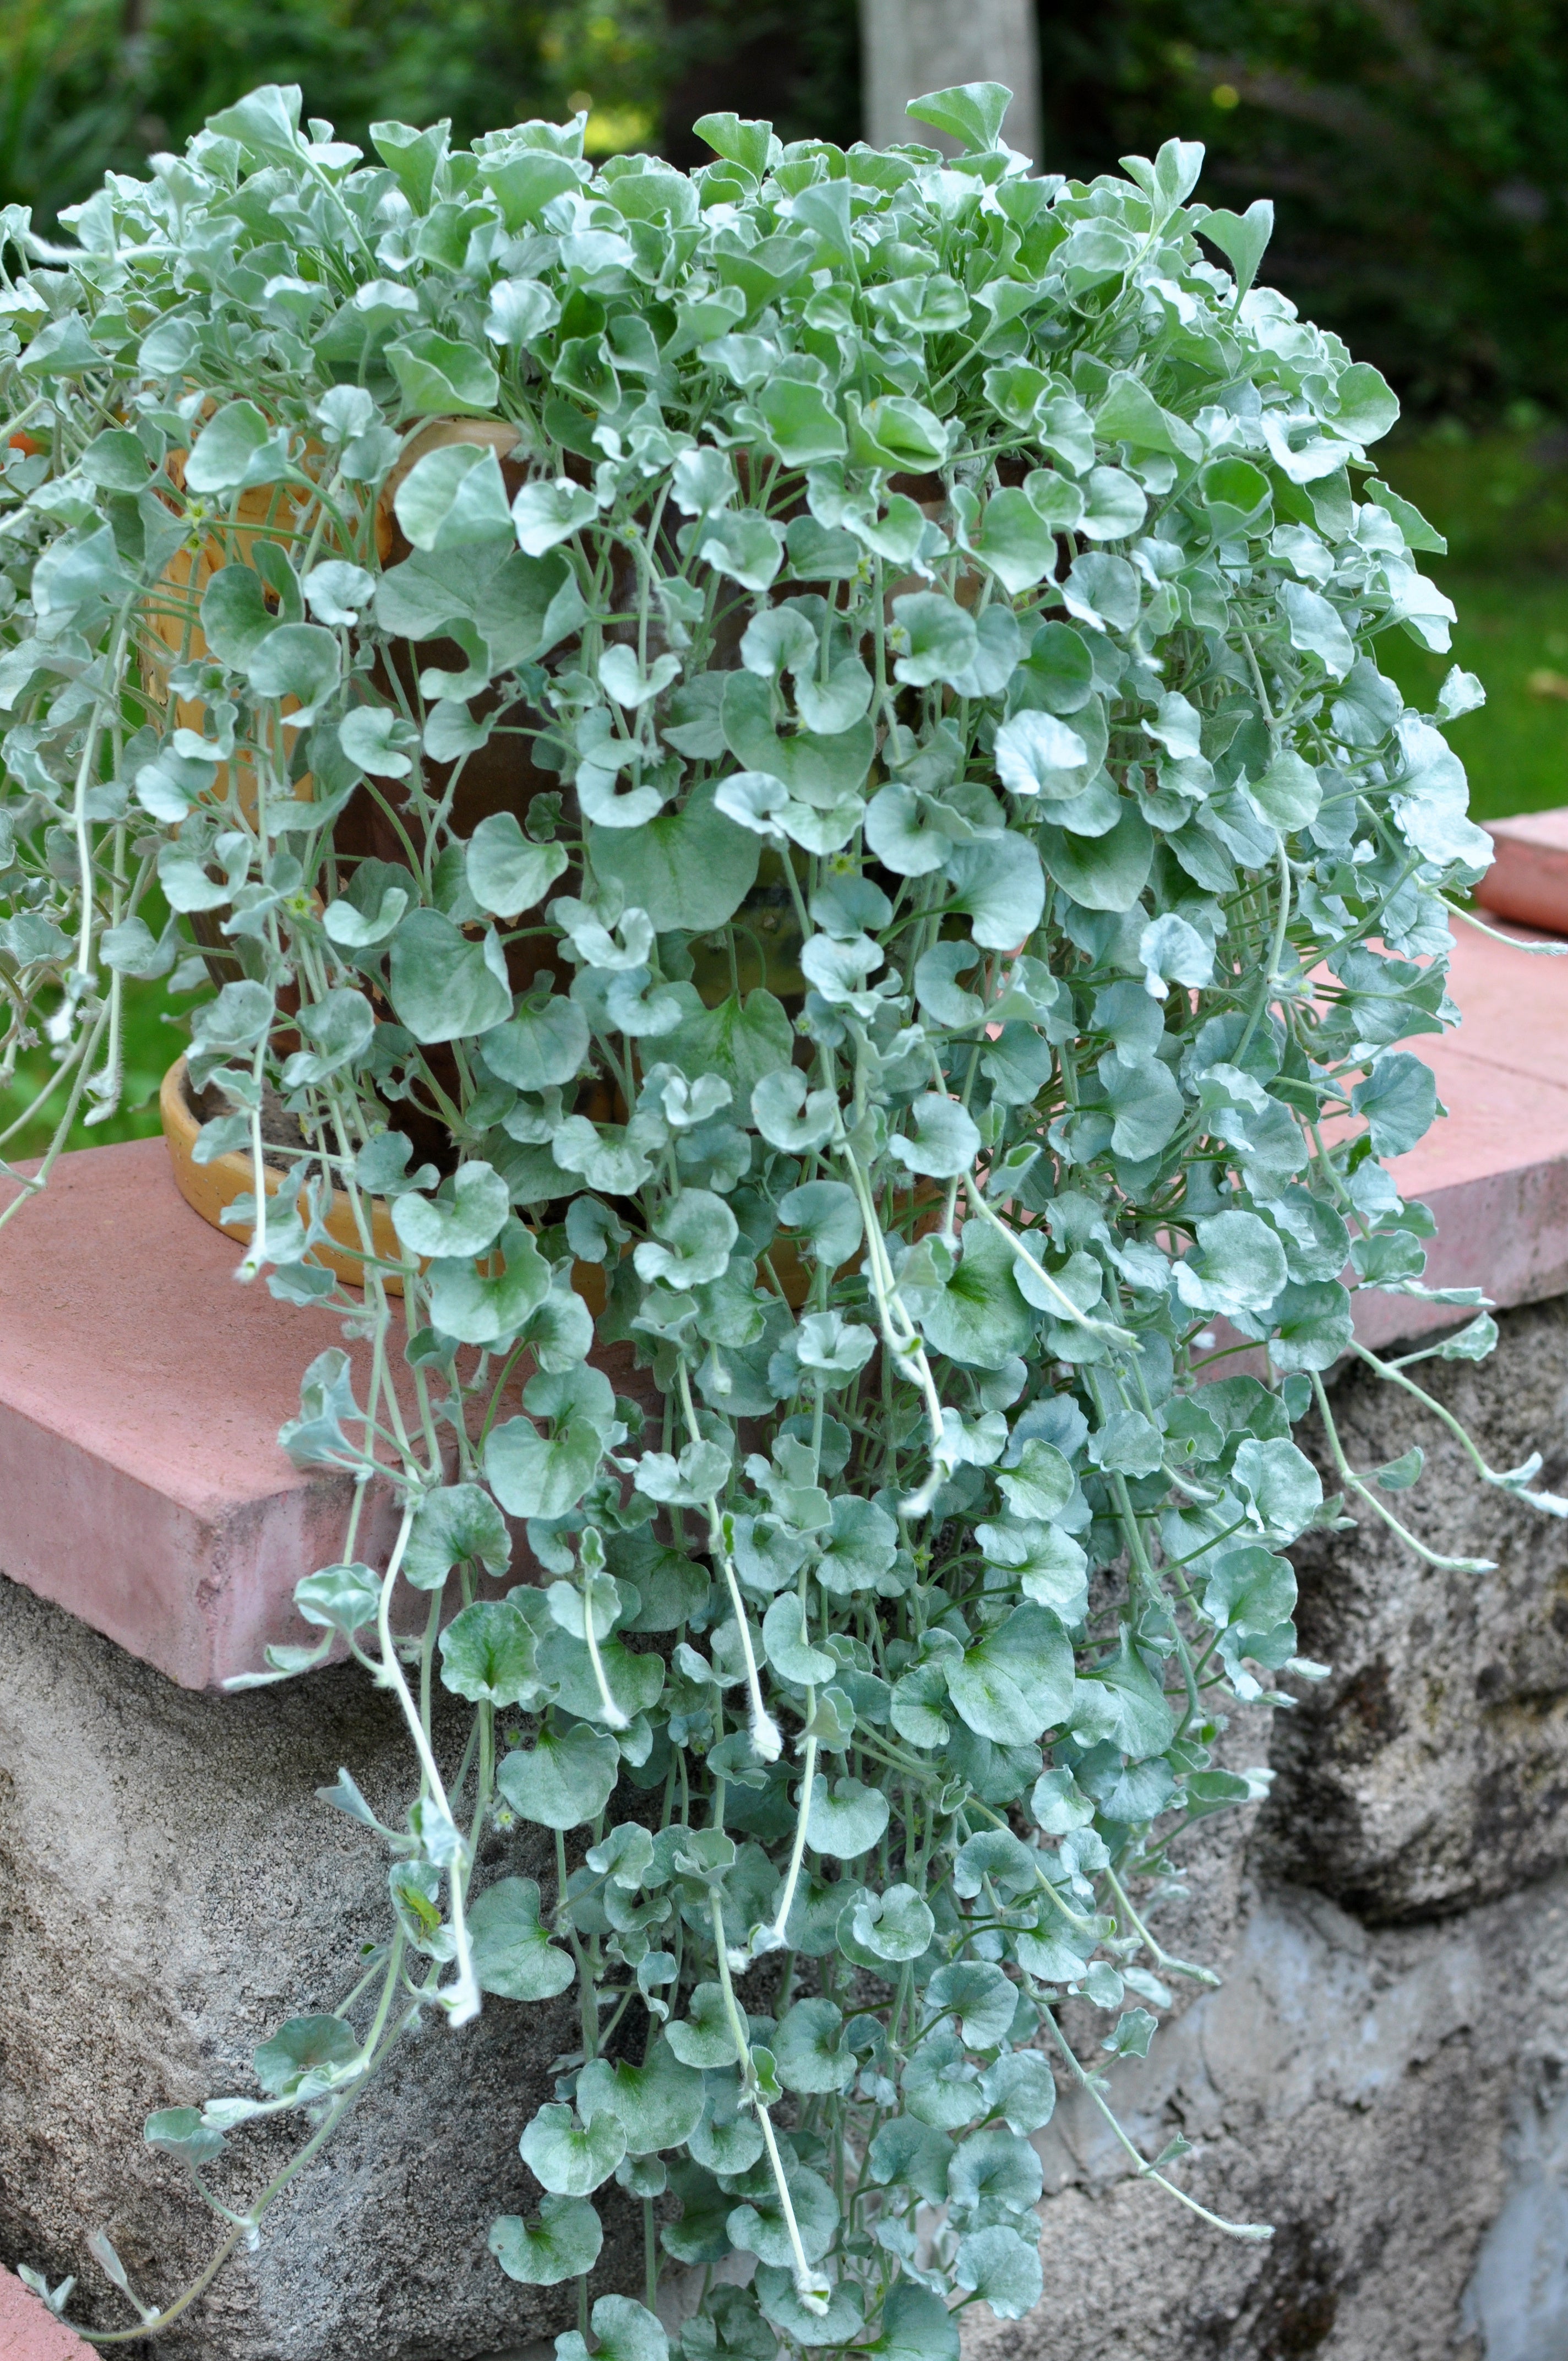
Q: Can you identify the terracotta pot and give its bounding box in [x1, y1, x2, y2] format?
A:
[160, 1054, 409, 1293]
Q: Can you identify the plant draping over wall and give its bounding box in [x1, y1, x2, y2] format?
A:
[1, 74, 1557, 2354]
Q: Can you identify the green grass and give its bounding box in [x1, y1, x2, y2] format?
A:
[5, 426, 1562, 1168]
[1376, 423, 1568, 822]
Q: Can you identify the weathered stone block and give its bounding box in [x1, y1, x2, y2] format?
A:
[0, 1574, 636, 2361]
[1261, 1298, 1568, 1921]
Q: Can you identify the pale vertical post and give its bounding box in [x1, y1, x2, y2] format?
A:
[859, 0, 1041, 167]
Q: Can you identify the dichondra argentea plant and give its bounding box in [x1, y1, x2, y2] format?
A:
[1, 71, 1556, 2355]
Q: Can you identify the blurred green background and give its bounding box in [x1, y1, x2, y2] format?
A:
[6, 0, 1568, 1158]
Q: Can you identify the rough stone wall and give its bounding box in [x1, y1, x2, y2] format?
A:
[0, 1578, 639, 2361]
[974, 1298, 1568, 2361]
[7, 1302, 1568, 2361]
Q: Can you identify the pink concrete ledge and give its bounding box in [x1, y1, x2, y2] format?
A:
[1475, 806, 1568, 934]
[0, 1137, 405, 1690]
[0, 2273, 93, 2360]
[1364, 912, 1568, 1348]
[0, 902, 1566, 1692]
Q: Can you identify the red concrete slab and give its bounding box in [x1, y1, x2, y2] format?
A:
[0, 1138, 405, 1691]
[1358, 918, 1568, 1348]
[0, 2273, 93, 2360]
[1474, 806, 1568, 934]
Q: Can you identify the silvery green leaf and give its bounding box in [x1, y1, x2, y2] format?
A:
[905, 1222, 1033, 1371]
[914, 939, 984, 1028]
[497, 1720, 620, 1830]
[486, 276, 560, 344]
[388, 907, 511, 1042]
[481, 992, 589, 1092]
[184, 398, 291, 492]
[600, 644, 682, 709]
[942, 834, 1045, 948]
[292, 1559, 381, 1636]
[663, 1983, 737, 2070]
[906, 75, 1012, 145]
[780, 1182, 862, 1269]
[1102, 2006, 1159, 2059]
[246, 622, 341, 723]
[438, 1600, 541, 1705]
[1353, 1051, 1439, 1156]
[751, 1067, 838, 1151]
[1079, 464, 1147, 541]
[671, 445, 737, 515]
[634, 1189, 737, 1291]
[390, 1161, 510, 1258]
[512, 476, 599, 554]
[559, 2297, 668, 2361]
[754, 2267, 864, 2348]
[1250, 747, 1321, 832]
[144, 2106, 225, 2168]
[1061, 550, 1141, 633]
[537, 1626, 665, 1724]
[578, 2037, 706, 2156]
[945, 1603, 1074, 1747]
[949, 2125, 1043, 2217]
[489, 2196, 603, 2286]
[727, 2162, 838, 2268]
[698, 509, 785, 591]
[336, 705, 418, 780]
[955, 2225, 1043, 2321]
[281, 986, 375, 1086]
[1196, 196, 1273, 294]
[890, 1094, 981, 1182]
[1138, 912, 1214, 998]
[253, 2013, 360, 2099]
[815, 1494, 899, 1595]
[633, 1437, 731, 1506]
[1277, 579, 1354, 679]
[1077, 1630, 1175, 1760]
[465, 811, 569, 918]
[774, 1996, 856, 2093]
[590, 779, 760, 931]
[927, 1960, 1017, 2049]
[302, 559, 374, 625]
[979, 2048, 1055, 2134]
[901, 2031, 986, 2131]
[993, 1437, 1074, 1521]
[972, 489, 1058, 596]
[200, 564, 280, 666]
[386, 328, 499, 416]
[470, 1877, 574, 2000]
[1232, 1436, 1322, 1541]
[891, 591, 978, 688]
[851, 1883, 934, 1962]
[762, 1592, 836, 1685]
[1174, 1210, 1290, 1316]
[867, 2116, 955, 2202]
[805, 1774, 889, 1859]
[487, 1364, 617, 1520]
[323, 885, 408, 948]
[994, 710, 1091, 802]
[405, 1482, 511, 1587]
[520, 2102, 627, 2196]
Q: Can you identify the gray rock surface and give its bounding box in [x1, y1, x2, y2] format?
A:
[7, 1301, 1568, 2360]
[0, 1573, 639, 2360]
[973, 1298, 1568, 2361]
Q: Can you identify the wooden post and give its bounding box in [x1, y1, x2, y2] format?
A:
[860, 0, 1041, 165]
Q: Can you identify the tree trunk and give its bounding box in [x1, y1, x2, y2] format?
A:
[859, 0, 1039, 164]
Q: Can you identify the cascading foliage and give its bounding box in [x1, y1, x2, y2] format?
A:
[2, 70, 1556, 2354]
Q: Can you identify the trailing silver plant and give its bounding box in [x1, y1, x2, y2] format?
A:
[0, 72, 1557, 2354]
